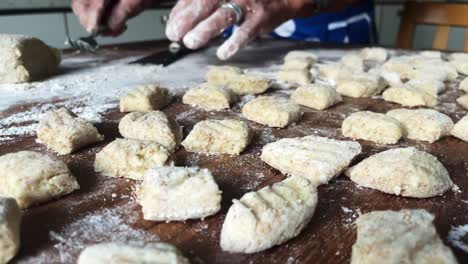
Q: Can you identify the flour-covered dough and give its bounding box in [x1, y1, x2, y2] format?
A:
[406, 79, 445, 97]
[0, 34, 61, 84]
[452, 114, 468, 142]
[137, 166, 221, 221]
[242, 96, 302, 128]
[336, 74, 386, 98]
[387, 108, 454, 143]
[0, 198, 21, 264]
[291, 84, 342, 110]
[457, 94, 468, 110]
[276, 68, 312, 85]
[37, 108, 104, 155]
[77, 241, 189, 264]
[220, 176, 318, 253]
[206, 66, 271, 95]
[340, 54, 364, 72]
[352, 209, 457, 264]
[94, 138, 171, 180]
[383, 86, 437, 107]
[359, 47, 388, 62]
[284, 50, 318, 63]
[206, 65, 243, 85]
[346, 147, 453, 198]
[0, 151, 79, 208]
[182, 83, 235, 110]
[342, 111, 403, 144]
[120, 85, 170, 112]
[119, 111, 181, 152]
[182, 119, 251, 155]
[261, 136, 361, 185]
[459, 77, 468, 93]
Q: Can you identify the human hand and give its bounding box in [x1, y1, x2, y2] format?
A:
[166, 0, 309, 60]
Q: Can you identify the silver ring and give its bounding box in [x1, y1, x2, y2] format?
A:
[220, 2, 244, 25]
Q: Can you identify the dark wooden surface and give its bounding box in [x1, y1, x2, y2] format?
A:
[1, 41, 468, 263]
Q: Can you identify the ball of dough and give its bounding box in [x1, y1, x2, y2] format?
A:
[386, 108, 454, 143]
[290, 84, 342, 110]
[182, 83, 236, 110]
[182, 119, 251, 155]
[242, 96, 302, 128]
[0, 34, 61, 84]
[220, 176, 317, 253]
[352, 209, 458, 264]
[94, 138, 171, 180]
[346, 147, 453, 198]
[342, 111, 403, 144]
[137, 166, 222, 221]
[0, 198, 21, 264]
[452, 114, 468, 142]
[77, 241, 189, 264]
[383, 86, 437, 107]
[206, 65, 243, 86]
[118, 111, 181, 152]
[336, 74, 387, 98]
[120, 85, 171, 113]
[261, 136, 361, 185]
[457, 94, 468, 110]
[359, 47, 388, 62]
[459, 77, 468, 93]
[37, 108, 104, 155]
[0, 151, 79, 208]
[276, 68, 312, 85]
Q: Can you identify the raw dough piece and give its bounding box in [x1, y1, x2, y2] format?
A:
[37, 108, 104, 155]
[452, 114, 468, 142]
[182, 119, 251, 155]
[317, 63, 355, 85]
[0, 151, 79, 208]
[359, 47, 388, 62]
[352, 209, 458, 264]
[77, 241, 190, 264]
[137, 166, 222, 221]
[420, 50, 442, 58]
[281, 58, 312, 70]
[342, 111, 403, 144]
[242, 96, 302, 128]
[206, 65, 243, 86]
[220, 176, 318, 253]
[120, 85, 170, 112]
[340, 54, 364, 72]
[261, 136, 361, 185]
[284, 50, 318, 63]
[381, 58, 417, 80]
[457, 94, 468, 110]
[290, 84, 342, 110]
[450, 59, 468, 75]
[225, 74, 272, 95]
[276, 68, 312, 85]
[459, 77, 468, 93]
[182, 83, 235, 110]
[346, 147, 453, 198]
[382, 86, 437, 107]
[406, 79, 445, 97]
[0, 198, 21, 264]
[336, 74, 386, 98]
[0, 34, 61, 84]
[387, 108, 454, 143]
[94, 138, 171, 180]
[119, 111, 181, 152]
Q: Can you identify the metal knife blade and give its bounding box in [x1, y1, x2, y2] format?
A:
[131, 43, 195, 66]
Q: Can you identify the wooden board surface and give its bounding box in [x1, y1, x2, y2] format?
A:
[1, 41, 468, 263]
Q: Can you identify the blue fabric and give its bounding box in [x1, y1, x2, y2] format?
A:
[224, 0, 375, 44]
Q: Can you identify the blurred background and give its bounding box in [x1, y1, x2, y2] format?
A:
[1, 0, 468, 50]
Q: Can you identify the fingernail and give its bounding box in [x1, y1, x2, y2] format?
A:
[166, 23, 180, 41]
[217, 43, 238, 61]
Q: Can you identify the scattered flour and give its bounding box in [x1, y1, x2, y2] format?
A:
[448, 224, 468, 253]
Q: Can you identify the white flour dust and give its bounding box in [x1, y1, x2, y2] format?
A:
[448, 224, 468, 253]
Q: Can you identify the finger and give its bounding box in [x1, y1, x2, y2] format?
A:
[166, 0, 220, 42]
[106, 0, 150, 35]
[183, 7, 236, 50]
[71, 0, 107, 33]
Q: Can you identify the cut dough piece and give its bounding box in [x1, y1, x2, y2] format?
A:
[346, 147, 453, 198]
[206, 65, 243, 86]
[284, 50, 318, 63]
[336, 74, 387, 98]
[457, 94, 468, 110]
[276, 68, 312, 85]
[261, 136, 361, 185]
[0, 198, 21, 264]
[290, 84, 342, 110]
[317, 63, 357, 85]
[120, 85, 171, 112]
[420, 50, 442, 58]
[182, 119, 251, 155]
[352, 209, 458, 264]
[281, 58, 313, 70]
[387, 108, 454, 143]
[381, 58, 417, 80]
[225, 74, 272, 95]
[359, 47, 388, 62]
[342, 111, 403, 144]
[94, 138, 171, 180]
[383, 86, 437, 107]
[137, 166, 222, 221]
[459, 77, 468, 93]
[36, 108, 104, 155]
[77, 241, 189, 264]
[119, 111, 182, 152]
[182, 82, 235, 110]
[242, 96, 302, 128]
[220, 176, 318, 253]
[0, 151, 79, 208]
[0, 34, 61, 84]
[452, 114, 468, 142]
[406, 79, 445, 97]
[340, 54, 364, 72]
[451, 59, 468, 75]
